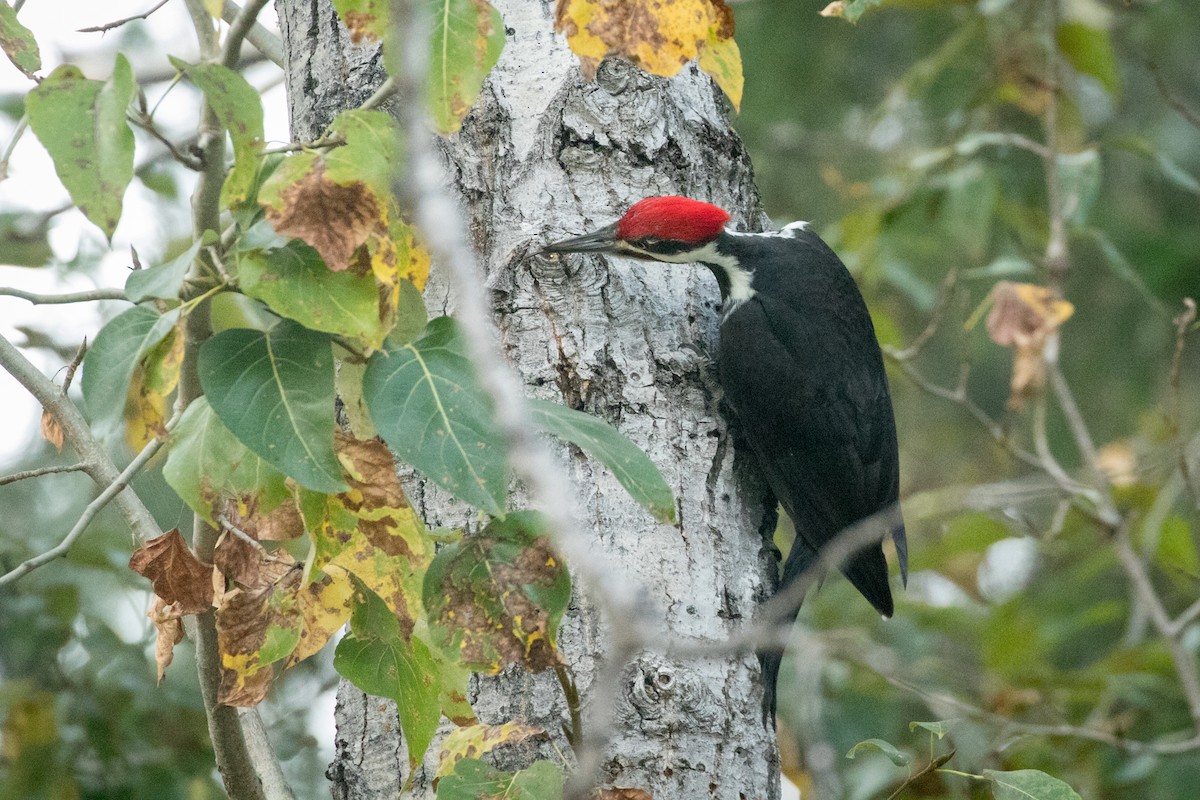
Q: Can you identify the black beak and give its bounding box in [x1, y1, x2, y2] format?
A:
[540, 222, 619, 255]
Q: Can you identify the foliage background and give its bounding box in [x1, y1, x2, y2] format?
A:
[2, 0, 1199, 798]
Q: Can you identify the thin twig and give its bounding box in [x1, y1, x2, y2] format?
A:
[889, 269, 958, 362]
[360, 76, 398, 111]
[882, 673, 1200, 756]
[0, 413, 176, 587]
[0, 287, 128, 304]
[0, 115, 29, 181]
[1149, 61, 1200, 132]
[1113, 527, 1200, 731]
[60, 340, 87, 394]
[77, 0, 172, 33]
[0, 332, 160, 544]
[0, 462, 88, 486]
[129, 110, 205, 170]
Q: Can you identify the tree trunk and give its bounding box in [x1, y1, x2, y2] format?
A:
[276, 2, 780, 797]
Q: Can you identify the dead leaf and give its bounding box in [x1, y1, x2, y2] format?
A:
[148, 597, 184, 683]
[213, 529, 296, 592]
[215, 570, 304, 706]
[264, 162, 384, 272]
[39, 409, 63, 452]
[819, 1, 846, 18]
[283, 564, 355, 668]
[985, 281, 1074, 409]
[597, 789, 654, 800]
[128, 529, 215, 614]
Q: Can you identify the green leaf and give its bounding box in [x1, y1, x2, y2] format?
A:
[0, 2, 40, 78]
[171, 57, 265, 209]
[1084, 229, 1170, 318]
[846, 738, 911, 766]
[334, 581, 441, 768]
[526, 398, 675, 523]
[436, 758, 564, 800]
[238, 241, 390, 348]
[162, 397, 291, 526]
[909, 719, 956, 739]
[323, 109, 402, 198]
[198, 321, 347, 493]
[1055, 149, 1101, 229]
[423, 512, 570, 673]
[126, 233, 216, 302]
[362, 316, 506, 515]
[82, 305, 179, 427]
[25, 56, 136, 239]
[427, 0, 506, 134]
[0, 212, 53, 267]
[983, 769, 1083, 800]
[390, 277, 429, 347]
[1056, 22, 1119, 96]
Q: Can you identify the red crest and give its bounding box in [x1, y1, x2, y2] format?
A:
[616, 196, 731, 244]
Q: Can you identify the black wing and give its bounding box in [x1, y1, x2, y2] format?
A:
[717, 280, 904, 615]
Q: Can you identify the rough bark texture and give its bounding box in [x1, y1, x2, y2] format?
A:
[276, 2, 779, 798]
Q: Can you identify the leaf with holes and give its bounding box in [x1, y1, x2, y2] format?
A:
[362, 316, 507, 515]
[198, 321, 346, 493]
[423, 512, 570, 673]
[25, 55, 135, 239]
[527, 398, 675, 523]
[83, 305, 180, 428]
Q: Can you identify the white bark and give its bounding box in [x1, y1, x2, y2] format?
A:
[276, 2, 780, 797]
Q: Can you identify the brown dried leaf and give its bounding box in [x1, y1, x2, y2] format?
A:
[264, 162, 384, 272]
[215, 569, 304, 706]
[39, 408, 63, 452]
[128, 529, 214, 615]
[596, 789, 654, 800]
[148, 597, 184, 684]
[213, 529, 296, 592]
[985, 282, 1075, 409]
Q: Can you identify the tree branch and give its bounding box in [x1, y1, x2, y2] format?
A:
[0, 287, 129, 304]
[77, 0, 171, 33]
[221, 0, 273, 70]
[0, 412, 177, 587]
[0, 333, 160, 544]
[222, 0, 285, 67]
[0, 462, 88, 486]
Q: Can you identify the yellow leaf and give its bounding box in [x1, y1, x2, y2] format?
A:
[124, 324, 182, 451]
[697, 29, 742, 110]
[555, 0, 743, 107]
[436, 722, 544, 778]
[286, 564, 356, 667]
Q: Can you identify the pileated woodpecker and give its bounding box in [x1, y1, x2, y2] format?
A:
[543, 196, 907, 722]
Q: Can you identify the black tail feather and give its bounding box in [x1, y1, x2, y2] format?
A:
[759, 648, 784, 726]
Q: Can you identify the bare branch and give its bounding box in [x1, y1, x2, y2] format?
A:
[221, 0, 272, 70]
[0, 462, 88, 486]
[60, 340, 87, 394]
[77, 0, 171, 33]
[0, 412, 176, 587]
[0, 332, 160, 544]
[221, 0, 285, 67]
[889, 269, 958, 362]
[1114, 527, 1200, 730]
[0, 287, 128, 304]
[237, 708, 299, 800]
[884, 673, 1200, 755]
[0, 114, 29, 181]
